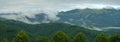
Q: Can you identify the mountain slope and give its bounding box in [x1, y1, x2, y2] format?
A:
[0, 18, 99, 41]
[0, 8, 120, 30]
[0, 18, 120, 42]
[57, 8, 120, 29]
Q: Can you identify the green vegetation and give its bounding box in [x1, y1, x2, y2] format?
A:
[51, 31, 70, 42]
[109, 34, 120, 42]
[12, 30, 31, 42]
[1, 30, 120, 42]
[0, 18, 120, 42]
[73, 32, 88, 42]
[0, 19, 99, 42]
[94, 33, 108, 42]
[58, 9, 120, 28]
[36, 36, 49, 42]
[2, 38, 8, 42]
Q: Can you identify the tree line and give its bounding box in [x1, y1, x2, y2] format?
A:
[1, 30, 120, 42]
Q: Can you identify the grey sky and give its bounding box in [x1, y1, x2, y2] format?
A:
[0, 0, 120, 12]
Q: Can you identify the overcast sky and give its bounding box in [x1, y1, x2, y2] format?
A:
[0, 0, 120, 12]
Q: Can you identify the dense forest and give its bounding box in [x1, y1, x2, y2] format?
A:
[0, 18, 120, 42]
[1, 30, 120, 42]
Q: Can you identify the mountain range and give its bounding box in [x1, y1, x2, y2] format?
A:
[0, 8, 120, 31]
[0, 8, 120, 42]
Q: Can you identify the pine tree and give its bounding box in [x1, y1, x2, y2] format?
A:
[73, 32, 88, 42]
[109, 34, 120, 42]
[51, 31, 71, 42]
[94, 33, 108, 42]
[12, 30, 31, 42]
[2, 38, 8, 42]
[36, 36, 49, 42]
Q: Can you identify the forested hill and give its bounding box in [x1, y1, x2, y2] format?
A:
[0, 18, 98, 41]
[0, 18, 119, 42]
[1, 9, 120, 30]
[57, 8, 120, 28]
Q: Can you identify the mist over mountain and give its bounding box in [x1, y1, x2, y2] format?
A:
[1, 0, 120, 31]
[0, 0, 120, 42]
[0, 0, 120, 22]
[0, 8, 120, 31]
[57, 8, 120, 30]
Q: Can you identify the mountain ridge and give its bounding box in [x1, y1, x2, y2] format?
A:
[0, 8, 120, 30]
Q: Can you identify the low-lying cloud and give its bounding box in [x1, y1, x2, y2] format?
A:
[0, 0, 120, 23]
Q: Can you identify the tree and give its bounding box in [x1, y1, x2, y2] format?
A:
[51, 31, 71, 42]
[94, 33, 108, 42]
[73, 32, 88, 42]
[36, 36, 49, 42]
[2, 38, 8, 42]
[109, 34, 120, 42]
[12, 30, 31, 42]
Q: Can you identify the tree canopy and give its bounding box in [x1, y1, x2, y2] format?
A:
[12, 30, 31, 42]
[73, 32, 88, 42]
[94, 33, 108, 42]
[51, 31, 71, 42]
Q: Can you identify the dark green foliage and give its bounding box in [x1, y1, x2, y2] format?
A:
[2, 38, 8, 42]
[94, 33, 108, 42]
[109, 34, 120, 42]
[36, 36, 49, 42]
[0, 18, 120, 42]
[1, 30, 120, 42]
[51, 31, 71, 42]
[12, 30, 31, 42]
[0, 19, 99, 42]
[73, 32, 88, 42]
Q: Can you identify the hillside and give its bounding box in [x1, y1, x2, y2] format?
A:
[0, 18, 99, 42]
[57, 9, 120, 29]
[1, 9, 120, 30]
[0, 9, 120, 42]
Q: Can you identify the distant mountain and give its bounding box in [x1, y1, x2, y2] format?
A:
[57, 8, 120, 30]
[0, 8, 120, 30]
